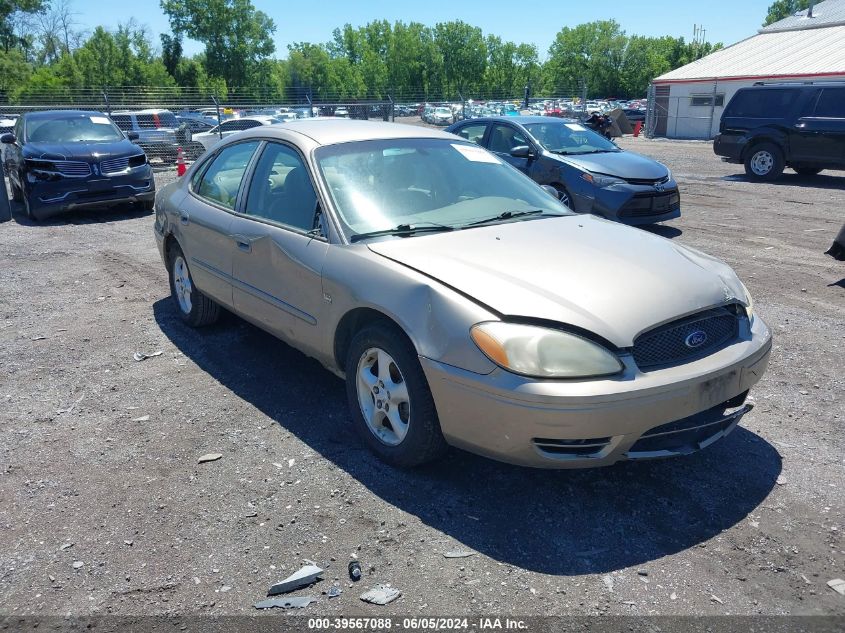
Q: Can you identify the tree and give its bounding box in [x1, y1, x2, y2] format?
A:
[433, 20, 486, 96]
[160, 0, 275, 88]
[764, 0, 812, 26]
[160, 32, 182, 77]
[544, 20, 626, 97]
[1, 0, 44, 54]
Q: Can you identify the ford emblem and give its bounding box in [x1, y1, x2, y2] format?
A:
[685, 330, 708, 348]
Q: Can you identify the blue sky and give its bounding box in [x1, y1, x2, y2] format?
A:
[71, 0, 773, 59]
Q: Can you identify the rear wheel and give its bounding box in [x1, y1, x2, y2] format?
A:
[345, 322, 448, 468]
[795, 167, 822, 176]
[744, 143, 784, 181]
[167, 243, 220, 327]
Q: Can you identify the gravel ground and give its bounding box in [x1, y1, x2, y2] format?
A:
[0, 131, 843, 619]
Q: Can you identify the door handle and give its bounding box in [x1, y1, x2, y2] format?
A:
[236, 240, 251, 252]
[179, 210, 189, 225]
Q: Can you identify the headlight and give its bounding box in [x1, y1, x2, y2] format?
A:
[740, 281, 754, 321]
[580, 172, 625, 188]
[470, 322, 623, 379]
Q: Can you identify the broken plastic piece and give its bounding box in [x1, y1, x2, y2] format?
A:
[326, 585, 342, 598]
[133, 350, 163, 362]
[443, 551, 474, 559]
[254, 596, 313, 609]
[198, 453, 223, 463]
[268, 564, 323, 595]
[360, 584, 401, 605]
[828, 579, 845, 596]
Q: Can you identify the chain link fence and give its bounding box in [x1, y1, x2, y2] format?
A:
[1, 83, 598, 170]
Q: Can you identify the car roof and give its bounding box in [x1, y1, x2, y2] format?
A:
[737, 82, 845, 91]
[23, 109, 108, 120]
[111, 108, 174, 115]
[258, 119, 458, 145]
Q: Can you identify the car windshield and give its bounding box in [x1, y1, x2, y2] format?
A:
[315, 138, 570, 238]
[27, 114, 124, 143]
[525, 122, 619, 155]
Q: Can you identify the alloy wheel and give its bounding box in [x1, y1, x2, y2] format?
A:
[356, 347, 411, 446]
[172, 255, 193, 314]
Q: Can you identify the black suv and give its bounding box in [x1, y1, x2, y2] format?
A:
[714, 83, 845, 181]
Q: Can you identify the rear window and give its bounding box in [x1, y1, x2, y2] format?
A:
[814, 88, 845, 118]
[724, 88, 799, 118]
[136, 113, 178, 129]
[111, 115, 132, 131]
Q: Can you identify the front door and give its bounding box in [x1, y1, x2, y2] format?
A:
[486, 123, 532, 174]
[791, 87, 845, 165]
[230, 141, 328, 356]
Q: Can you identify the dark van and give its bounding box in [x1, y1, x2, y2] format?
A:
[714, 83, 845, 180]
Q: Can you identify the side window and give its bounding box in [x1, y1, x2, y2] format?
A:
[110, 115, 132, 131]
[244, 142, 318, 231]
[814, 88, 845, 118]
[195, 141, 260, 210]
[488, 124, 528, 154]
[725, 89, 799, 118]
[455, 123, 487, 145]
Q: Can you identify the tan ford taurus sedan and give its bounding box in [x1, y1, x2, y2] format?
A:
[153, 120, 772, 469]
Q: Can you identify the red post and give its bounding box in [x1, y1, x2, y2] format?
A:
[633, 121, 643, 137]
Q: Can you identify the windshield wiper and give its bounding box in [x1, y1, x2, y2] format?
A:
[349, 222, 454, 243]
[463, 209, 554, 228]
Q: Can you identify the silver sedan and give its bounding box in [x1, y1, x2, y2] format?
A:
[153, 120, 772, 468]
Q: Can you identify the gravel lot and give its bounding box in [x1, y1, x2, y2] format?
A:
[1, 131, 843, 619]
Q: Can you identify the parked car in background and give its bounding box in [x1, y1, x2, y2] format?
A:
[431, 106, 454, 125]
[334, 108, 350, 118]
[154, 119, 769, 469]
[192, 115, 285, 151]
[1, 110, 154, 221]
[447, 116, 680, 225]
[176, 115, 216, 134]
[622, 108, 646, 123]
[714, 82, 845, 181]
[110, 109, 198, 164]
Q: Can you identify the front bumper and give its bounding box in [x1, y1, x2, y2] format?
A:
[25, 166, 155, 220]
[421, 315, 772, 468]
[571, 180, 681, 226]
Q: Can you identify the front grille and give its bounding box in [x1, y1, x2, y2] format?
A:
[618, 190, 680, 218]
[28, 159, 92, 177]
[633, 307, 740, 371]
[623, 174, 670, 186]
[533, 436, 613, 458]
[100, 154, 146, 174]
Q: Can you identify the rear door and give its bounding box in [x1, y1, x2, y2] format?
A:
[793, 87, 845, 165]
[229, 141, 328, 355]
[179, 140, 261, 307]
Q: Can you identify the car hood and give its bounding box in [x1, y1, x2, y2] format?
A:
[367, 215, 746, 347]
[23, 140, 142, 161]
[552, 149, 668, 180]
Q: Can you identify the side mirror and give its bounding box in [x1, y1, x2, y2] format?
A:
[510, 144, 532, 159]
[126, 131, 140, 141]
[540, 185, 560, 200]
[0, 133, 16, 144]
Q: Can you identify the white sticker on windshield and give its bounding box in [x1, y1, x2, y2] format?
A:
[451, 143, 501, 164]
[90, 116, 111, 125]
[565, 123, 587, 131]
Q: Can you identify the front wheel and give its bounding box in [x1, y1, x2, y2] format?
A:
[553, 185, 574, 210]
[345, 322, 448, 468]
[167, 243, 220, 327]
[744, 143, 785, 181]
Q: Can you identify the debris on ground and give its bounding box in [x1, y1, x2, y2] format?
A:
[710, 594, 724, 604]
[60, 543, 74, 551]
[602, 575, 614, 593]
[360, 584, 401, 605]
[254, 596, 313, 609]
[197, 453, 223, 463]
[348, 561, 362, 582]
[828, 579, 845, 596]
[776, 476, 787, 486]
[326, 585, 342, 598]
[268, 564, 323, 595]
[443, 550, 474, 559]
[133, 350, 163, 362]
[132, 415, 150, 422]
[72, 561, 84, 569]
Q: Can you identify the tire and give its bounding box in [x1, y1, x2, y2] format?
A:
[140, 198, 155, 211]
[553, 184, 574, 210]
[345, 321, 448, 468]
[744, 143, 785, 181]
[22, 191, 37, 222]
[167, 243, 220, 327]
[795, 167, 823, 176]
